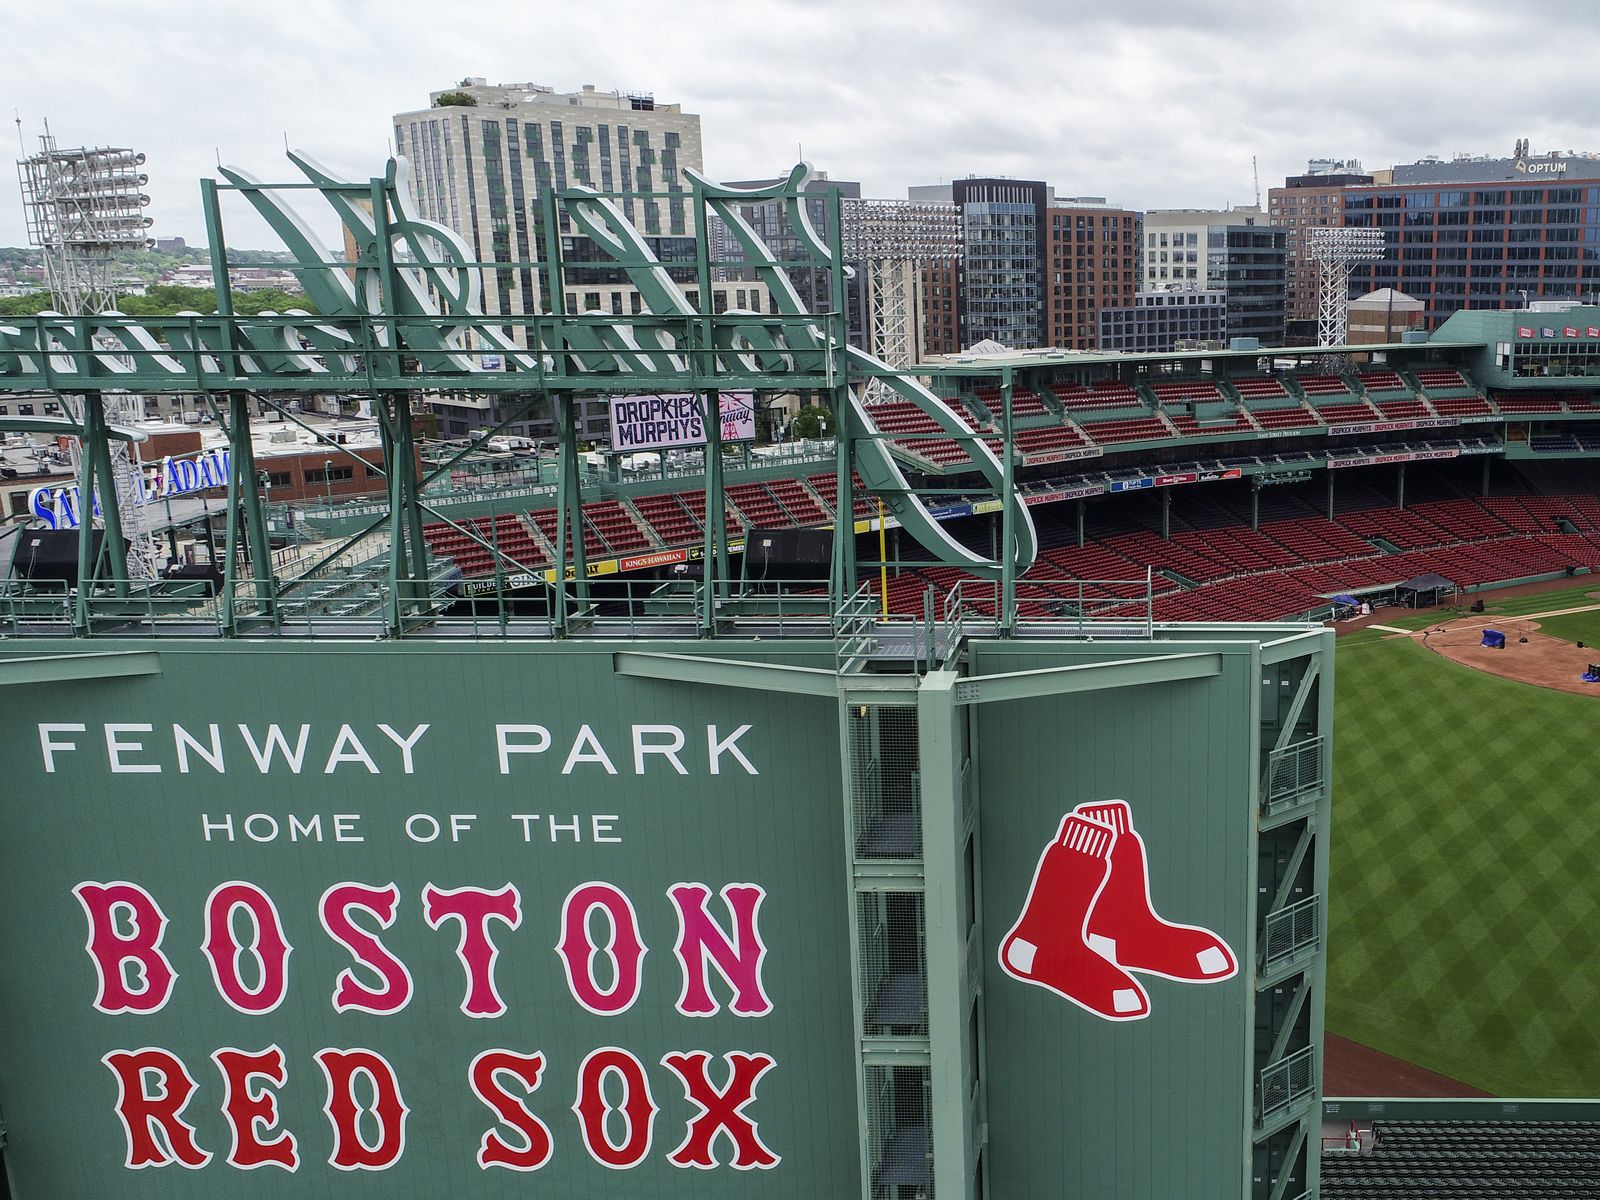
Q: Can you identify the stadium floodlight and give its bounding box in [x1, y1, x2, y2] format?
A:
[18, 135, 155, 315]
[18, 131, 159, 578]
[1309, 226, 1386, 348]
[841, 199, 962, 402]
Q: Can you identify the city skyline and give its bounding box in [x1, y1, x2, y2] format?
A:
[6, 0, 1600, 249]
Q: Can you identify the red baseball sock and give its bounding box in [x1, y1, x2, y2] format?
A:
[998, 814, 1150, 1021]
[1076, 801, 1236, 983]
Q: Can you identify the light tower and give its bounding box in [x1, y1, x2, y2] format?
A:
[18, 131, 160, 577]
[841, 199, 962, 401]
[1310, 226, 1385, 347]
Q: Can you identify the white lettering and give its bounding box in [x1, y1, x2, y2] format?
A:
[175, 724, 226, 774]
[323, 725, 379, 775]
[708, 724, 758, 775]
[562, 725, 618, 775]
[106, 724, 160, 774]
[38, 723, 85, 773]
[632, 725, 688, 775]
[238, 724, 311, 774]
[405, 814, 441, 843]
[376, 723, 430, 774]
[496, 725, 551, 774]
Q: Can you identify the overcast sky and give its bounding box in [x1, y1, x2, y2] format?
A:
[6, 0, 1599, 250]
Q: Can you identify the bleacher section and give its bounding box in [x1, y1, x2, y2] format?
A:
[1232, 375, 1290, 400]
[865, 480, 1600, 623]
[1297, 374, 1358, 398]
[1051, 381, 1142, 411]
[1493, 392, 1568, 414]
[1150, 380, 1225, 405]
[1079, 415, 1172, 445]
[1356, 371, 1411, 398]
[1322, 1119, 1600, 1199]
[861, 398, 974, 468]
[973, 385, 1048, 418]
[1414, 367, 1477, 396]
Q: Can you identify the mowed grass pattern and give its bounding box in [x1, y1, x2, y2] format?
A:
[1330, 633, 1600, 1095]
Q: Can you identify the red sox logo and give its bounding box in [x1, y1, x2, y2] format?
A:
[998, 800, 1236, 1021]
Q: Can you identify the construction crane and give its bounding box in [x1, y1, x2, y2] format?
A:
[1252, 156, 1261, 209]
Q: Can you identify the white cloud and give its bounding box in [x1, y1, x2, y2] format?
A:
[4, 0, 1598, 248]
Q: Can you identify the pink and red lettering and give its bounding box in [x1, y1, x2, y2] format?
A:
[319, 882, 412, 1015]
[661, 1050, 780, 1170]
[669, 883, 772, 1017]
[102, 1048, 211, 1169]
[422, 883, 522, 1018]
[211, 1046, 297, 1171]
[314, 1049, 408, 1171]
[469, 1049, 553, 1171]
[556, 882, 647, 1016]
[74, 882, 177, 1015]
[201, 881, 293, 1015]
[572, 1046, 657, 1169]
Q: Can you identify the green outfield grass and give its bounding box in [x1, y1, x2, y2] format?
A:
[1329, 630, 1600, 1096]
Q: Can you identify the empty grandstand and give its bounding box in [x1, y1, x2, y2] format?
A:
[399, 305, 1600, 633]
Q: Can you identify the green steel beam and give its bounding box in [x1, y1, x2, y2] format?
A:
[953, 651, 1222, 706]
[612, 651, 839, 696]
[1273, 660, 1321, 753]
[918, 671, 977, 1200]
[1270, 821, 1316, 917]
[1267, 975, 1312, 1067]
[1261, 629, 1326, 665]
[0, 418, 147, 442]
[1268, 1123, 1309, 1200]
[0, 650, 161, 687]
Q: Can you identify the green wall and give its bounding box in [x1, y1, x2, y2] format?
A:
[972, 642, 1260, 1199]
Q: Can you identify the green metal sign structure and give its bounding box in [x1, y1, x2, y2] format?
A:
[0, 151, 1332, 1200]
[0, 152, 1035, 631]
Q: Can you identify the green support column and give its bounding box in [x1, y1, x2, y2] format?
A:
[1482, 455, 1491, 497]
[827, 188, 857, 605]
[1077, 498, 1086, 547]
[379, 392, 429, 631]
[999, 373, 1017, 634]
[1397, 462, 1406, 510]
[1252, 479, 1261, 531]
[81, 394, 130, 599]
[1162, 487, 1172, 539]
[1326, 471, 1335, 520]
[226, 393, 278, 632]
[72, 395, 100, 632]
[703, 389, 730, 614]
[552, 396, 588, 635]
[918, 671, 978, 1200]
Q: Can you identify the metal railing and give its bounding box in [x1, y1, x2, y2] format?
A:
[1264, 734, 1325, 813]
[943, 571, 1156, 637]
[1259, 1045, 1317, 1122]
[1261, 894, 1321, 973]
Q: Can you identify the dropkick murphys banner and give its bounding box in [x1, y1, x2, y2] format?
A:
[0, 643, 857, 1199]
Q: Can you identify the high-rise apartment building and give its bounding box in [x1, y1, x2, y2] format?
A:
[392, 81, 777, 439]
[1141, 208, 1287, 345]
[1267, 160, 1373, 325]
[1042, 199, 1139, 349]
[1341, 149, 1600, 327]
[922, 178, 1049, 349]
[395, 80, 706, 319]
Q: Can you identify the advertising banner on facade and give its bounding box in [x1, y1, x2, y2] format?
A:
[609, 393, 756, 452]
[0, 644, 857, 1199]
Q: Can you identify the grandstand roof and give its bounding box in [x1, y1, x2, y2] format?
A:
[919, 339, 1487, 376]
